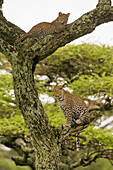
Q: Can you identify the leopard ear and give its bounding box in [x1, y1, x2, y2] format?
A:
[59, 12, 62, 16]
[67, 13, 70, 17]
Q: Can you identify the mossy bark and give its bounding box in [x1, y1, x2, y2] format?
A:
[0, 0, 113, 169]
[10, 53, 62, 169]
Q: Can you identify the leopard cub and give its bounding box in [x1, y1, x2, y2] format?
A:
[52, 85, 90, 127]
[15, 12, 70, 45]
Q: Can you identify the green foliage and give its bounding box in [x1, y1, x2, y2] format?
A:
[0, 59, 28, 137]
[43, 103, 65, 127]
[0, 52, 11, 73]
[35, 43, 113, 101]
[36, 43, 113, 81]
[77, 158, 113, 170]
[0, 74, 20, 118]
[70, 73, 113, 98]
[0, 115, 29, 137]
[1, 44, 113, 169]
[81, 125, 113, 149]
[1, 43, 113, 137]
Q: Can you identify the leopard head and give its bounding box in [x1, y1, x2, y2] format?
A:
[52, 85, 63, 99]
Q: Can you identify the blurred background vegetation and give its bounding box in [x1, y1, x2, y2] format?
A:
[1, 43, 113, 169]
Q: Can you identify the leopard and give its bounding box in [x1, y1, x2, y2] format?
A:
[52, 85, 90, 127]
[52, 85, 90, 151]
[15, 12, 70, 45]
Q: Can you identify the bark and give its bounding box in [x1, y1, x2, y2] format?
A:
[0, 0, 113, 169]
[11, 54, 62, 169]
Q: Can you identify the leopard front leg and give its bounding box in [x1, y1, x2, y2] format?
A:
[63, 108, 72, 127]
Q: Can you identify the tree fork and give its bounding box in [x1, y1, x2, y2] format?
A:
[1, 0, 113, 169]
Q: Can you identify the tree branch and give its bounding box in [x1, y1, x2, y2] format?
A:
[0, 0, 113, 64]
[70, 149, 113, 169]
[0, 135, 35, 169]
[97, 0, 111, 6]
[1, 0, 113, 168]
[14, 0, 113, 63]
[0, 38, 17, 63]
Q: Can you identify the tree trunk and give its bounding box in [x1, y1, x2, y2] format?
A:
[11, 54, 62, 169]
[1, 0, 113, 169]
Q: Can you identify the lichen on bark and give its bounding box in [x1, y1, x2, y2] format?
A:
[1, 0, 113, 169]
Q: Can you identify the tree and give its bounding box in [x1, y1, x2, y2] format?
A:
[1, 0, 113, 169]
